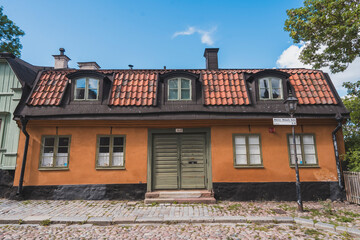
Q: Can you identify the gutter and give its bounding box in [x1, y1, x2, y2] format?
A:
[17, 116, 29, 195]
[332, 114, 344, 190]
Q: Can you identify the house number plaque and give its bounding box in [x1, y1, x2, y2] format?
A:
[175, 128, 183, 133]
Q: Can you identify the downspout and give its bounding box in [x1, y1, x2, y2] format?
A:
[332, 114, 344, 190]
[17, 116, 29, 195]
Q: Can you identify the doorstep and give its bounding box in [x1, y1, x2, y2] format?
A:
[144, 190, 216, 204]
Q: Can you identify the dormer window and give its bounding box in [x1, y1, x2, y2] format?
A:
[75, 77, 99, 100]
[259, 77, 283, 100]
[168, 78, 191, 101]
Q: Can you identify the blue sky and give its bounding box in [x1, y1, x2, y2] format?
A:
[2, 0, 358, 95]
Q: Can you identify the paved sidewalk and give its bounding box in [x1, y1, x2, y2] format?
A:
[0, 199, 359, 239]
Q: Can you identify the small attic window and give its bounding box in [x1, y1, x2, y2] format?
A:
[168, 78, 191, 101]
[74, 77, 99, 100]
[259, 77, 283, 100]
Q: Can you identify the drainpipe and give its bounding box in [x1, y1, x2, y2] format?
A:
[332, 114, 344, 190]
[17, 116, 29, 195]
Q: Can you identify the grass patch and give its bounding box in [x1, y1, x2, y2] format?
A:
[228, 204, 242, 211]
[40, 219, 51, 226]
[336, 216, 353, 223]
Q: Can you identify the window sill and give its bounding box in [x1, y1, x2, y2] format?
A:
[290, 165, 319, 168]
[234, 165, 264, 169]
[96, 167, 126, 170]
[38, 167, 69, 171]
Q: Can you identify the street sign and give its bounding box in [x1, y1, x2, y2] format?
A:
[273, 118, 297, 126]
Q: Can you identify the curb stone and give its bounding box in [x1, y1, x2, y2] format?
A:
[87, 217, 113, 226]
[50, 216, 88, 224]
[294, 217, 314, 227]
[23, 215, 51, 224]
[314, 222, 336, 232]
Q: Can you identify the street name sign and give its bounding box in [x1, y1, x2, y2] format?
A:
[273, 118, 297, 126]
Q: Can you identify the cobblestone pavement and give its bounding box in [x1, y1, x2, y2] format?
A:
[0, 223, 353, 239]
[0, 199, 359, 229]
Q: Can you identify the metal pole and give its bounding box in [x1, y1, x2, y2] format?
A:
[291, 113, 303, 212]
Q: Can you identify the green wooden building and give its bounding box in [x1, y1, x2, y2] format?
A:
[0, 53, 40, 170]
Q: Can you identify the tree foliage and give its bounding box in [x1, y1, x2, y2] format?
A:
[284, 0, 360, 73]
[342, 80, 360, 172]
[0, 6, 25, 57]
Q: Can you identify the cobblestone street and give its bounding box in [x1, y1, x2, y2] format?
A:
[0, 199, 359, 239]
[0, 223, 353, 239]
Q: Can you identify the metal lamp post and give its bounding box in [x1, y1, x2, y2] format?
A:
[284, 92, 303, 212]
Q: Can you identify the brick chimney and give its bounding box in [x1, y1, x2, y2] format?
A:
[204, 48, 219, 70]
[53, 48, 70, 69]
[77, 62, 101, 70]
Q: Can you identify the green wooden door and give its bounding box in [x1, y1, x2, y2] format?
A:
[180, 134, 206, 189]
[153, 133, 206, 190]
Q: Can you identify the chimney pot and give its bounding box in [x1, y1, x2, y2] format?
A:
[53, 48, 70, 69]
[77, 62, 101, 70]
[204, 48, 219, 70]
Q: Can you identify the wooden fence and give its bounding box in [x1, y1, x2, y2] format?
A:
[344, 171, 360, 204]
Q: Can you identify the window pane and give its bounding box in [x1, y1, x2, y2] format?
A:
[249, 145, 260, 155]
[100, 137, 110, 146]
[88, 89, 98, 99]
[76, 89, 85, 99]
[41, 153, 53, 167]
[181, 89, 190, 100]
[88, 79, 98, 89]
[248, 136, 259, 144]
[55, 153, 68, 167]
[57, 147, 68, 153]
[304, 145, 315, 154]
[112, 152, 124, 166]
[113, 147, 123, 153]
[259, 79, 268, 88]
[169, 79, 178, 88]
[44, 137, 55, 146]
[235, 145, 246, 155]
[235, 136, 245, 144]
[58, 137, 69, 147]
[76, 79, 86, 88]
[272, 88, 281, 99]
[271, 79, 280, 88]
[100, 146, 110, 153]
[289, 135, 301, 145]
[289, 144, 302, 155]
[114, 137, 124, 146]
[305, 154, 317, 164]
[260, 88, 269, 99]
[169, 89, 178, 100]
[44, 147, 54, 153]
[250, 155, 261, 165]
[98, 153, 110, 166]
[181, 79, 190, 89]
[303, 135, 314, 144]
[235, 154, 247, 165]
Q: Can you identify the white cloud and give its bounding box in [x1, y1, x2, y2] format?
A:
[172, 26, 216, 46]
[276, 44, 360, 96]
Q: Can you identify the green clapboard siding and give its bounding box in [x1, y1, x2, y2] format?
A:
[0, 61, 22, 170]
[153, 133, 206, 190]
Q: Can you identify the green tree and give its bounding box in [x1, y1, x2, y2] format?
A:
[342, 81, 360, 172]
[284, 0, 360, 73]
[0, 6, 25, 57]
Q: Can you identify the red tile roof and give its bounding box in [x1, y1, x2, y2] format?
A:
[109, 71, 158, 106]
[27, 68, 337, 107]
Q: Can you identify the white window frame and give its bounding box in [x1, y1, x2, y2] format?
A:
[259, 77, 283, 100]
[167, 78, 192, 101]
[74, 77, 99, 100]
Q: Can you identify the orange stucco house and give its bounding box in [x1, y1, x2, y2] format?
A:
[9, 48, 348, 201]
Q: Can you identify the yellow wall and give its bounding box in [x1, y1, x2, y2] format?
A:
[13, 119, 343, 186]
[212, 124, 339, 182]
[14, 125, 148, 186]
